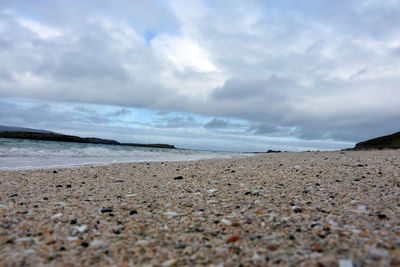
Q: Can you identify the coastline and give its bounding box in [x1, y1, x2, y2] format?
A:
[0, 150, 399, 266]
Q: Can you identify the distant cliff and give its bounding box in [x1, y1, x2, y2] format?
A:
[353, 131, 400, 150]
[0, 131, 175, 149]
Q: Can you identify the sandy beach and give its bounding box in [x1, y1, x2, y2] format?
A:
[0, 150, 399, 266]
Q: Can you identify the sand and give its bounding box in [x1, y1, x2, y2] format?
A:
[0, 150, 399, 266]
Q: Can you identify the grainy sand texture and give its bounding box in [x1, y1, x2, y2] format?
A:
[0, 150, 399, 266]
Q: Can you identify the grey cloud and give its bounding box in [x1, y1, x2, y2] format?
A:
[204, 119, 228, 129]
[391, 46, 400, 57]
[153, 116, 200, 129]
[108, 108, 131, 117]
[212, 75, 295, 101]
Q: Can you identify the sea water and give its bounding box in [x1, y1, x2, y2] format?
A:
[0, 138, 247, 170]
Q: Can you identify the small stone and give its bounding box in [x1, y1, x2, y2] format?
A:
[267, 245, 279, 251]
[357, 205, 367, 212]
[70, 219, 78, 225]
[162, 258, 177, 267]
[91, 240, 107, 249]
[163, 211, 180, 217]
[129, 210, 138, 215]
[369, 247, 389, 258]
[338, 259, 353, 267]
[377, 213, 388, 219]
[51, 213, 62, 219]
[101, 208, 113, 213]
[173, 176, 183, 180]
[226, 236, 240, 243]
[292, 206, 303, 213]
[113, 180, 125, 183]
[310, 243, 323, 252]
[77, 225, 87, 233]
[221, 219, 232, 226]
[53, 170, 57, 173]
[135, 240, 149, 246]
[66, 184, 72, 188]
[81, 241, 89, 247]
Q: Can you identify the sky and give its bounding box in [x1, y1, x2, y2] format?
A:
[1, 0, 400, 152]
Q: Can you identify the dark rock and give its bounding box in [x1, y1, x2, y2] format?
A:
[53, 170, 57, 174]
[294, 207, 303, 213]
[70, 219, 77, 225]
[129, 210, 137, 215]
[56, 185, 63, 188]
[101, 208, 113, 213]
[113, 180, 125, 183]
[266, 150, 281, 153]
[174, 244, 187, 249]
[66, 184, 72, 188]
[10, 194, 18, 197]
[81, 241, 89, 247]
[173, 176, 183, 180]
[377, 213, 388, 219]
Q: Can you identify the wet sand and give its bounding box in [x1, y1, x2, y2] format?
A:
[0, 150, 399, 266]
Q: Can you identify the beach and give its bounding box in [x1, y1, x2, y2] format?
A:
[0, 150, 399, 266]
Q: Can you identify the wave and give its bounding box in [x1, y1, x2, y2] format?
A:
[0, 138, 248, 170]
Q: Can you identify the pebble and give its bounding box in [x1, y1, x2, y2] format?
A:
[221, 219, 232, 226]
[226, 236, 240, 243]
[339, 259, 353, 267]
[162, 258, 177, 267]
[77, 225, 87, 233]
[369, 247, 389, 258]
[100, 208, 113, 213]
[51, 213, 62, 219]
[91, 239, 108, 249]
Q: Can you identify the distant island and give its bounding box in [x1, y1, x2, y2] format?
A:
[0, 126, 175, 149]
[350, 131, 400, 150]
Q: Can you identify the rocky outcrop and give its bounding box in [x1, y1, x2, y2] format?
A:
[354, 131, 400, 150]
[0, 131, 176, 149]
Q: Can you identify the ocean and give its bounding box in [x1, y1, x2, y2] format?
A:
[0, 138, 248, 170]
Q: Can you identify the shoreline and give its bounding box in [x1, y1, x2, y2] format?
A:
[1, 150, 399, 266]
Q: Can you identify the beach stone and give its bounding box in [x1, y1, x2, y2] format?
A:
[91, 240, 107, 249]
[101, 208, 113, 213]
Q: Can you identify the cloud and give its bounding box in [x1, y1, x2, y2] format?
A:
[204, 119, 228, 129]
[1, 1, 400, 150]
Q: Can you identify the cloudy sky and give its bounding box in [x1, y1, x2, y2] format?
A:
[1, 0, 400, 151]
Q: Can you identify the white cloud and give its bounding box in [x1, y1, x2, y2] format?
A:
[17, 17, 62, 40]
